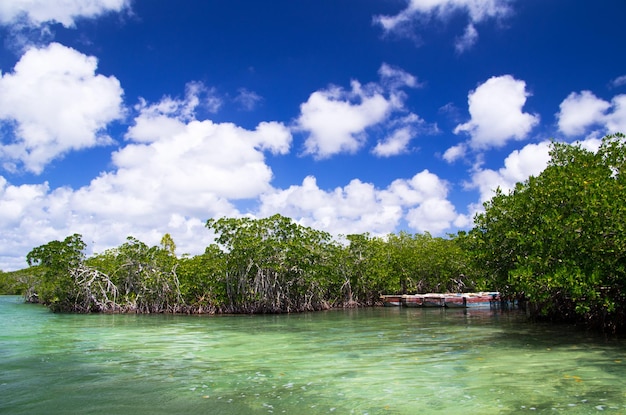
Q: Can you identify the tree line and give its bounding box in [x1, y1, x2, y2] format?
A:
[2, 133, 625, 332]
[18, 216, 476, 314]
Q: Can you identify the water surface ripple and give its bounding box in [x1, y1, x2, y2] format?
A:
[1, 296, 625, 414]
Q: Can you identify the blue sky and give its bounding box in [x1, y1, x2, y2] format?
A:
[1, 0, 625, 270]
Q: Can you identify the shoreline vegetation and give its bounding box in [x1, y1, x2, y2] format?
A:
[1, 134, 625, 333]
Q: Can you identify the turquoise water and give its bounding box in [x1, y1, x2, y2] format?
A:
[1, 295, 625, 414]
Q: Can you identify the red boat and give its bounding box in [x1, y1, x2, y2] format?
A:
[422, 294, 445, 307]
[379, 292, 501, 308]
[443, 294, 467, 308]
[444, 292, 500, 308]
[380, 294, 403, 307]
[401, 294, 424, 307]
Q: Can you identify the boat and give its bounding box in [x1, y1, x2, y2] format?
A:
[444, 292, 500, 308]
[464, 292, 500, 308]
[401, 294, 424, 307]
[380, 294, 402, 307]
[422, 293, 445, 307]
[378, 292, 501, 308]
[443, 294, 467, 308]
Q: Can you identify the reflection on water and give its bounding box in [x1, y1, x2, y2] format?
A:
[1, 295, 625, 414]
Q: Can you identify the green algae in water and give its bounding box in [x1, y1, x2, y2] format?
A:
[1, 295, 626, 414]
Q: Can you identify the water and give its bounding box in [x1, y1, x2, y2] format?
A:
[1, 296, 625, 414]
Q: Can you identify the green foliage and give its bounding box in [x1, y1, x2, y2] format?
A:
[206, 214, 337, 312]
[177, 244, 227, 312]
[339, 233, 391, 305]
[25, 234, 86, 310]
[23, 216, 484, 315]
[87, 236, 183, 313]
[388, 232, 476, 294]
[0, 269, 32, 295]
[469, 133, 626, 331]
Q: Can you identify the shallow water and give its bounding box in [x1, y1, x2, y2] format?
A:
[1, 295, 625, 414]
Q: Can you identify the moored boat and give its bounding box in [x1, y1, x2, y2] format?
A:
[401, 294, 424, 307]
[464, 292, 500, 308]
[443, 294, 467, 308]
[443, 292, 500, 308]
[422, 293, 445, 307]
[379, 292, 501, 308]
[380, 294, 402, 307]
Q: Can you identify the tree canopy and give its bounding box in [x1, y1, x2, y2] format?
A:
[468, 133, 626, 331]
[14, 215, 474, 315]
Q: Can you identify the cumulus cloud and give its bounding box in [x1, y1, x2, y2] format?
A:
[374, 0, 512, 50]
[372, 127, 414, 157]
[296, 81, 393, 158]
[557, 91, 611, 136]
[557, 91, 626, 137]
[126, 81, 223, 143]
[467, 141, 552, 204]
[0, 88, 293, 271]
[605, 95, 626, 134]
[0, 0, 130, 28]
[442, 143, 467, 163]
[0, 42, 124, 174]
[296, 64, 422, 159]
[119, 90, 292, 203]
[371, 112, 430, 157]
[453, 75, 539, 151]
[406, 198, 457, 234]
[259, 170, 459, 236]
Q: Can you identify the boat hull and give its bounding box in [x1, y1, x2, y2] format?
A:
[401, 294, 424, 307]
[422, 294, 445, 307]
[379, 292, 501, 308]
[380, 295, 402, 307]
[443, 295, 467, 308]
[465, 292, 500, 308]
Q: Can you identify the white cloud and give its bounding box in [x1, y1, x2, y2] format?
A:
[296, 64, 421, 159]
[610, 75, 626, 88]
[127, 82, 223, 143]
[443, 143, 467, 163]
[372, 127, 414, 157]
[455, 23, 478, 53]
[372, 113, 427, 157]
[120, 91, 292, 203]
[259, 170, 459, 237]
[406, 198, 457, 234]
[259, 176, 402, 235]
[374, 0, 512, 49]
[0, 176, 47, 225]
[297, 81, 393, 158]
[605, 95, 626, 134]
[557, 91, 611, 136]
[466, 141, 552, 204]
[0, 42, 124, 173]
[453, 75, 539, 150]
[556, 91, 626, 137]
[0, 89, 292, 271]
[378, 63, 420, 89]
[234, 88, 263, 111]
[0, 0, 130, 28]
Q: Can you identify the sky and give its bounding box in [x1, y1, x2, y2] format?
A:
[0, 0, 625, 271]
